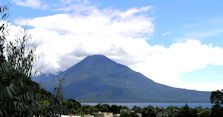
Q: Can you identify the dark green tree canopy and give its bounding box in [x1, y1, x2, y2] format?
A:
[210, 89, 223, 105]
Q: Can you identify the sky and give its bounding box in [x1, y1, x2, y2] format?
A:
[3, 0, 223, 91]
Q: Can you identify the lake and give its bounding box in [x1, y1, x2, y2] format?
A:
[82, 103, 213, 109]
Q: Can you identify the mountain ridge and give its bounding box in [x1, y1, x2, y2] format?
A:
[35, 55, 210, 103]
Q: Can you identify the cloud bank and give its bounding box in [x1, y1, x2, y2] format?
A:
[11, 4, 223, 91]
[14, 6, 154, 73]
[11, 0, 47, 9]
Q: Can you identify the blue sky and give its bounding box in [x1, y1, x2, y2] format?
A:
[5, 0, 223, 91]
[9, 0, 223, 46]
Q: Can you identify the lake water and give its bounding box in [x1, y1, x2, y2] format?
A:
[82, 103, 213, 109]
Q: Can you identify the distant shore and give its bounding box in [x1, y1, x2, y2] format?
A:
[82, 103, 213, 109]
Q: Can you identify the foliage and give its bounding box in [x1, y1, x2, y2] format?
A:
[51, 79, 66, 115]
[210, 89, 223, 105]
[96, 104, 110, 112]
[0, 3, 70, 116]
[132, 106, 142, 113]
[0, 1, 222, 117]
[210, 89, 223, 117]
[198, 108, 211, 117]
[0, 5, 42, 115]
[66, 98, 81, 114]
[177, 104, 198, 117]
[142, 106, 156, 117]
[120, 112, 138, 117]
[0, 1, 8, 61]
[210, 104, 223, 117]
[109, 105, 120, 114]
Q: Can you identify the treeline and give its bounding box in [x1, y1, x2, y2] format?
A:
[74, 104, 209, 117]
[65, 102, 223, 117]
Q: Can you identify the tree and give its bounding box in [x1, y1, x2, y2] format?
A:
[120, 112, 138, 117]
[0, 29, 42, 116]
[198, 109, 211, 117]
[50, 79, 67, 116]
[210, 89, 223, 117]
[0, 2, 8, 62]
[96, 104, 110, 112]
[142, 106, 156, 117]
[0, 2, 79, 116]
[210, 89, 223, 105]
[210, 104, 223, 117]
[132, 106, 142, 113]
[109, 105, 120, 114]
[66, 98, 81, 114]
[0, 3, 44, 116]
[177, 104, 198, 117]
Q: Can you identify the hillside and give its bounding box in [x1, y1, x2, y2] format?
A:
[34, 55, 210, 103]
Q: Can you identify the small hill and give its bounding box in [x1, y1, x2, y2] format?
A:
[35, 55, 210, 103]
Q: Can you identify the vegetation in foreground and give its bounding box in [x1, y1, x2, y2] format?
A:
[0, 2, 223, 117]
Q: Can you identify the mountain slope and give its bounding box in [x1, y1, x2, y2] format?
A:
[36, 55, 210, 103]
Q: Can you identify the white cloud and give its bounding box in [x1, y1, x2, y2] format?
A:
[14, 6, 153, 73]
[12, 0, 47, 9]
[12, 5, 223, 91]
[131, 39, 223, 91]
